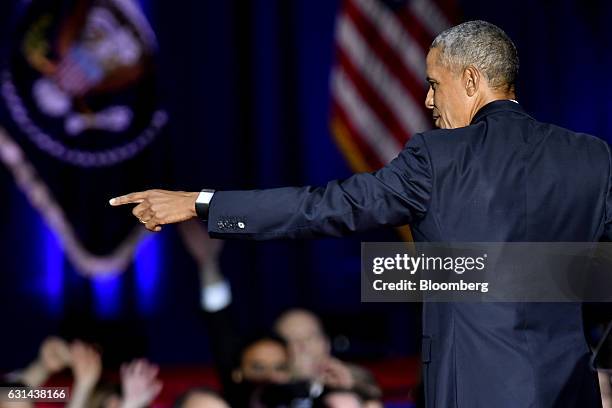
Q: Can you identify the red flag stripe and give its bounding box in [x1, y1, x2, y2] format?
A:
[336, 48, 412, 145]
[331, 0, 455, 170]
[344, 0, 429, 105]
[331, 68, 403, 164]
[336, 14, 430, 135]
[350, 0, 428, 79]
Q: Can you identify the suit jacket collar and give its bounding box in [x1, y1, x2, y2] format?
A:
[470, 99, 528, 125]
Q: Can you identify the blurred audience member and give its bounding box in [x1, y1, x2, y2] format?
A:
[232, 334, 291, 385]
[275, 309, 330, 381]
[317, 390, 363, 408]
[5, 336, 71, 386]
[0, 337, 71, 408]
[73, 357, 161, 408]
[319, 357, 354, 390]
[3, 336, 162, 408]
[599, 372, 612, 408]
[586, 313, 612, 408]
[67, 341, 102, 408]
[224, 333, 291, 406]
[344, 365, 383, 408]
[173, 387, 229, 408]
[86, 382, 121, 408]
[274, 309, 382, 405]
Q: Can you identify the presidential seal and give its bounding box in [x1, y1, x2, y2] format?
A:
[1, 0, 167, 167]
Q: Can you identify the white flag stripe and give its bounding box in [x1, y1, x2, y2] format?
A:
[408, 0, 451, 37]
[332, 68, 401, 164]
[352, 0, 427, 80]
[338, 15, 430, 135]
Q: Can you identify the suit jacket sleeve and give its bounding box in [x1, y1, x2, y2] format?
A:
[207, 133, 432, 240]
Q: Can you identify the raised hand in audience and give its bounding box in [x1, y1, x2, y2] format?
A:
[119, 359, 163, 408]
[19, 336, 71, 387]
[67, 341, 102, 408]
[319, 357, 355, 389]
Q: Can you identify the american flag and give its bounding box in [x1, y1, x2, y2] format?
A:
[330, 0, 456, 172]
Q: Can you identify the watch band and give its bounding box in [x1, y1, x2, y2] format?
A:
[195, 189, 215, 221]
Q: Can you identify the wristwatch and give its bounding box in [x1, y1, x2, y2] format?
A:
[195, 189, 215, 221]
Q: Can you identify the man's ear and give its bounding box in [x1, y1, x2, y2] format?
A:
[463, 66, 480, 97]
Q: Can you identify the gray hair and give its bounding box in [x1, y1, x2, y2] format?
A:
[430, 20, 519, 90]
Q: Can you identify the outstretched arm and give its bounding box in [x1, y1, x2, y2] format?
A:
[110, 134, 432, 238]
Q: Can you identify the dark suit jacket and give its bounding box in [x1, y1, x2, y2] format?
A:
[207, 100, 610, 407]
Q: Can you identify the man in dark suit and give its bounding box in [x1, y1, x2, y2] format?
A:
[111, 20, 607, 407]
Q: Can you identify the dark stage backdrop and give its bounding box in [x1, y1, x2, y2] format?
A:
[1, 0, 612, 369]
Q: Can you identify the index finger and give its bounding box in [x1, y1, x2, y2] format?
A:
[109, 191, 148, 206]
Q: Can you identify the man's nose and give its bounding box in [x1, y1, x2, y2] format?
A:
[425, 87, 434, 109]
